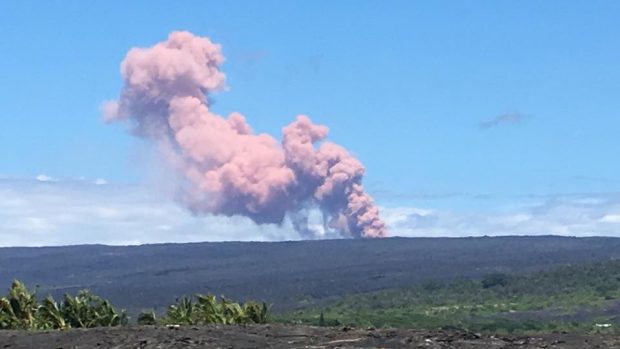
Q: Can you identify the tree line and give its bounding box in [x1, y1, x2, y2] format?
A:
[0, 280, 268, 330]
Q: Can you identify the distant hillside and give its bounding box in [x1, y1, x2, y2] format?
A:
[1, 236, 620, 313]
[279, 259, 620, 331]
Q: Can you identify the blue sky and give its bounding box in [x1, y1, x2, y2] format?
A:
[1, 1, 619, 245]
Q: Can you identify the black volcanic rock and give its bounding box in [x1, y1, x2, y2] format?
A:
[1, 236, 619, 313]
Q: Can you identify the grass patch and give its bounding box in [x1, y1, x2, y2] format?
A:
[275, 259, 620, 333]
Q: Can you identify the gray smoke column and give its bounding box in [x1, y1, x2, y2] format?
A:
[103, 31, 387, 238]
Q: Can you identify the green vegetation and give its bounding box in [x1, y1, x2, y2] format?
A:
[0, 280, 268, 330]
[0, 280, 127, 330]
[275, 260, 620, 333]
[4, 258, 620, 334]
[163, 294, 268, 325]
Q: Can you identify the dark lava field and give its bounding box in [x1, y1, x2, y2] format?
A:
[1, 236, 620, 313]
[1, 324, 619, 349]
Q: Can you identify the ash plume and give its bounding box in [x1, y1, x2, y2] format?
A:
[103, 31, 387, 238]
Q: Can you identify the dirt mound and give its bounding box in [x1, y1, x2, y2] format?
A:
[0, 325, 618, 348]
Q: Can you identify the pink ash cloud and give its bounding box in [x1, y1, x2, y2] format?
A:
[104, 31, 387, 238]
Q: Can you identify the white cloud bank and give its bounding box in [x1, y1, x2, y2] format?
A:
[384, 194, 620, 237]
[1, 178, 620, 246]
[0, 179, 300, 247]
[35, 174, 54, 182]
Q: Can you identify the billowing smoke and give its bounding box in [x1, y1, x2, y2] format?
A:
[103, 31, 387, 238]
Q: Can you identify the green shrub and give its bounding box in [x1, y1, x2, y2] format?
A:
[164, 294, 269, 325]
[137, 310, 157, 325]
[0, 280, 270, 331]
[0, 280, 39, 330]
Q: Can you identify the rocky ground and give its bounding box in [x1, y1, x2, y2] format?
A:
[0, 325, 618, 349]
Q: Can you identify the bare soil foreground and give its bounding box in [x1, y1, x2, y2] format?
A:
[0, 325, 618, 349]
